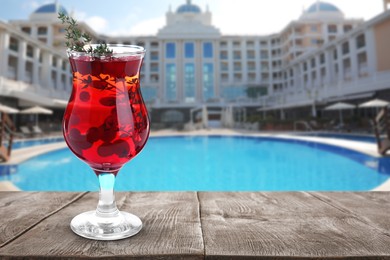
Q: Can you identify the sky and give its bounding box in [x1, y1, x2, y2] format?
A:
[0, 0, 385, 36]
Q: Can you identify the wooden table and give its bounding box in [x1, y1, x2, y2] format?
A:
[1, 192, 390, 259]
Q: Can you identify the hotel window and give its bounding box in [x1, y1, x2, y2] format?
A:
[221, 61, 228, 71]
[233, 51, 241, 60]
[343, 58, 351, 79]
[165, 64, 176, 101]
[328, 24, 337, 33]
[184, 63, 196, 101]
[246, 41, 254, 48]
[311, 71, 317, 82]
[356, 34, 366, 49]
[303, 62, 308, 72]
[9, 37, 18, 52]
[61, 74, 67, 90]
[22, 27, 31, 34]
[220, 51, 228, 59]
[51, 71, 57, 89]
[247, 50, 255, 59]
[8, 56, 17, 80]
[52, 57, 57, 67]
[203, 64, 214, 100]
[38, 26, 47, 35]
[234, 62, 242, 71]
[150, 63, 159, 72]
[184, 42, 194, 58]
[320, 67, 326, 80]
[358, 52, 368, 76]
[248, 61, 256, 71]
[166, 43, 176, 58]
[25, 61, 33, 83]
[233, 41, 240, 48]
[310, 25, 318, 32]
[343, 25, 352, 33]
[150, 42, 159, 48]
[311, 58, 316, 68]
[150, 51, 159, 61]
[62, 60, 67, 70]
[135, 41, 145, 47]
[203, 42, 213, 58]
[26, 45, 34, 58]
[260, 50, 268, 59]
[150, 74, 159, 83]
[333, 49, 338, 59]
[320, 53, 325, 64]
[342, 42, 349, 55]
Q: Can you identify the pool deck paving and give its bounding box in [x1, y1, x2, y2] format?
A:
[1, 128, 390, 191]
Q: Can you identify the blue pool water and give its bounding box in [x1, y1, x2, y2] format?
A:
[10, 137, 64, 149]
[1, 136, 390, 191]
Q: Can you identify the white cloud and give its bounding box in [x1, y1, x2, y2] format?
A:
[85, 16, 109, 32]
[22, 0, 49, 11]
[107, 16, 165, 36]
[129, 16, 165, 35]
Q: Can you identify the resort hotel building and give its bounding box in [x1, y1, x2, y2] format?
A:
[1, 0, 390, 128]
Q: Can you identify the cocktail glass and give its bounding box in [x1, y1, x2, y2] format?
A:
[63, 44, 149, 240]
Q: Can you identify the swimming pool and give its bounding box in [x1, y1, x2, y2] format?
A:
[1, 136, 389, 191]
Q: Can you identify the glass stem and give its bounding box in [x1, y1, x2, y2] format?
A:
[96, 173, 119, 218]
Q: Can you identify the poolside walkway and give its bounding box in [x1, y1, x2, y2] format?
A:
[1, 128, 389, 191]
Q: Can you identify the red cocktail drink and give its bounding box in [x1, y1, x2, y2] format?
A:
[64, 53, 149, 174]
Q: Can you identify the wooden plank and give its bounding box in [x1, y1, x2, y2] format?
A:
[0, 192, 204, 259]
[0, 192, 85, 247]
[311, 192, 390, 231]
[199, 192, 390, 259]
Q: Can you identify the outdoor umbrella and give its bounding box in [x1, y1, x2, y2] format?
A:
[324, 102, 356, 125]
[358, 98, 389, 114]
[20, 106, 53, 126]
[0, 104, 19, 114]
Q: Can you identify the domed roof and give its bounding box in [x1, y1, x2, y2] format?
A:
[33, 3, 68, 15]
[306, 1, 340, 13]
[176, 0, 201, 14]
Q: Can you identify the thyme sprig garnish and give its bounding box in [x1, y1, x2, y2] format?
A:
[58, 12, 113, 56]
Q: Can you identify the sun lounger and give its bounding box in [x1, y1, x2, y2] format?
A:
[32, 125, 43, 135]
[20, 126, 32, 136]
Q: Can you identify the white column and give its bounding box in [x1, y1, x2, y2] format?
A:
[176, 40, 183, 103]
[41, 52, 51, 89]
[336, 44, 343, 83]
[365, 29, 377, 75]
[17, 40, 27, 82]
[0, 32, 10, 76]
[349, 37, 358, 79]
[32, 47, 40, 85]
[47, 26, 53, 47]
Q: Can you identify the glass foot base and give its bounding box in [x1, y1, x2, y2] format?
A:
[70, 210, 142, 240]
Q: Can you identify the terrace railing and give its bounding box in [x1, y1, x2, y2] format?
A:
[0, 112, 16, 161]
[373, 106, 390, 155]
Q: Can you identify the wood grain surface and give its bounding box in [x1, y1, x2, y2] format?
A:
[199, 192, 390, 259]
[1, 192, 390, 259]
[0, 192, 203, 259]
